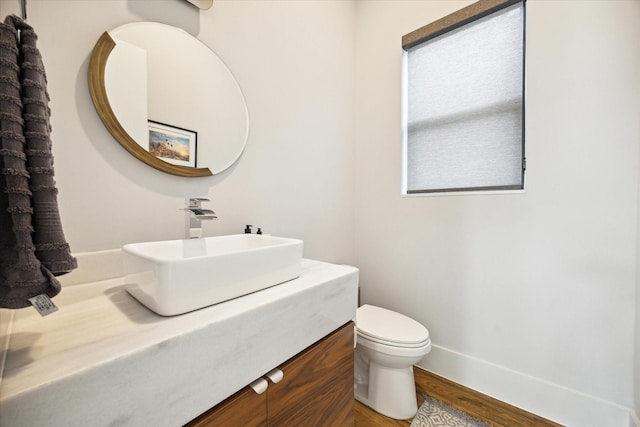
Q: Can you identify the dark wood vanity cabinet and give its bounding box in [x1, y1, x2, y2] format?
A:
[268, 321, 355, 426]
[185, 322, 354, 427]
[187, 385, 268, 427]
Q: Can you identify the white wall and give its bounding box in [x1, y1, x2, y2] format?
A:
[0, 0, 356, 265]
[2, 0, 640, 425]
[354, 1, 640, 426]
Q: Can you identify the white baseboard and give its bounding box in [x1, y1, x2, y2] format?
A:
[418, 344, 632, 427]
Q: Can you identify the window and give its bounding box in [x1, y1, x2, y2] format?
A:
[402, 0, 525, 194]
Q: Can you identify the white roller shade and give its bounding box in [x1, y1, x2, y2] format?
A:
[405, 2, 525, 193]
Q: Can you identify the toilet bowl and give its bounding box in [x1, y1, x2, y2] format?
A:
[354, 304, 431, 420]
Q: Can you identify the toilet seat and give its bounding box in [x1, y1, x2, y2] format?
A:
[356, 304, 430, 348]
[357, 333, 431, 358]
[357, 330, 430, 348]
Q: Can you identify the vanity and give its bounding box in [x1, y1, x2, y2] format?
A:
[0, 251, 358, 426]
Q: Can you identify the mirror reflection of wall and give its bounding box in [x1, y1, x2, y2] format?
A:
[89, 22, 249, 177]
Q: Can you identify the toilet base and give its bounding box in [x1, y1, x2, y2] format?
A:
[356, 361, 418, 420]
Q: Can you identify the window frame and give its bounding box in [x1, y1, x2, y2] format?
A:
[401, 0, 526, 196]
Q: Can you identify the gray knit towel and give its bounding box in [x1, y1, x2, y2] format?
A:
[0, 15, 76, 309]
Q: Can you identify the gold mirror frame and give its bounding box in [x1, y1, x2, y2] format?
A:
[88, 32, 213, 177]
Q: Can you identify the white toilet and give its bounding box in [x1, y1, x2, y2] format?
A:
[354, 304, 431, 420]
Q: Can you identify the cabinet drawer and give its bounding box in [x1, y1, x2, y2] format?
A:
[268, 323, 354, 426]
[186, 384, 267, 427]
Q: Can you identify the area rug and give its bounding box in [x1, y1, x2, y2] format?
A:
[410, 395, 491, 427]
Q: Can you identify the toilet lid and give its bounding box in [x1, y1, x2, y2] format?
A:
[356, 304, 429, 346]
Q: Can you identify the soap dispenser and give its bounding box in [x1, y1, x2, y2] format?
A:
[244, 225, 252, 234]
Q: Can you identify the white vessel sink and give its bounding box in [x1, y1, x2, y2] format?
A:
[123, 234, 303, 316]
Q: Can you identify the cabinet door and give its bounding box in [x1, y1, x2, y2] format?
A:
[267, 322, 354, 426]
[185, 385, 267, 427]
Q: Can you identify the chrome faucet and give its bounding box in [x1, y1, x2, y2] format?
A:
[184, 197, 217, 239]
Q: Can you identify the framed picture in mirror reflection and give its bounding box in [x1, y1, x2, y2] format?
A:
[148, 120, 197, 168]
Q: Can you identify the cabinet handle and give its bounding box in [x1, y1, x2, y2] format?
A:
[249, 377, 268, 394]
[264, 368, 284, 384]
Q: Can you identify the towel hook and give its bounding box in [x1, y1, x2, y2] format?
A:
[20, 0, 27, 20]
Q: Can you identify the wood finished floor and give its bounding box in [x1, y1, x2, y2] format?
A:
[354, 367, 565, 427]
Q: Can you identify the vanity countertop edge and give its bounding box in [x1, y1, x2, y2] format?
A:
[0, 257, 359, 427]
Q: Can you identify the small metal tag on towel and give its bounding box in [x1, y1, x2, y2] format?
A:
[28, 294, 59, 317]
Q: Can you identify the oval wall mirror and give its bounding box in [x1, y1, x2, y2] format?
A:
[88, 22, 249, 177]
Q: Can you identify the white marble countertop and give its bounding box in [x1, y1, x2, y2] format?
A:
[0, 255, 358, 426]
